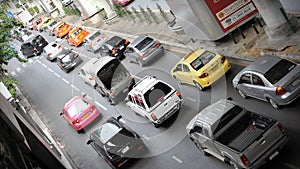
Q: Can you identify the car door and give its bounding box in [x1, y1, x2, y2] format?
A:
[190, 124, 218, 153]
[127, 94, 147, 117]
[172, 64, 183, 82]
[249, 73, 267, 99]
[181, 64, 194, 84]
[237, 73, 253, 96]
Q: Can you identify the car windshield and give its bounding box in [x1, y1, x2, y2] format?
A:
[67, 99, 89, 117]
[49, 21, 57, 27]
[264, 59, 296, 84]
[190, 51, 216, 71]
[144, 82, 172, 108]
[89, 31, 101, 41]
[71, 28, 82, 37]
[61, 52, 76, 64]
[135, 37, 154, 50]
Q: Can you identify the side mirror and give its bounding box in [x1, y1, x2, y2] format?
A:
[227, 97, 233, 101]
[86, 140, 93, 145]
[117, 115, 122, 121]
[59, 112, 63, 116]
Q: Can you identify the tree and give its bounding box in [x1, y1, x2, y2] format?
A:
[0, 6, 25, 76]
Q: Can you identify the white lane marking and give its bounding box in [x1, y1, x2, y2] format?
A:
[28, 59, 33, 63]
[142, 134, 150, 140]
[119, 119, 126, 123]
[47, 67, 54, 73]
[95, 101, 107, 111]
[172, 155, 183, 164]
[62, 78, 69, 84]
[37, 60, 41, 64]
[22, 63, 27, 68]
[71, 84, 80, 91]
[42, 63, 47, 68]
[54, 73, 61, 78]
[81, 92, 85, 95]
[81, 54, 87, 58]
[86, 95, 93, 101]
[187, 97, 196, 102]
[10, 71, 16, 77]
[16, 67, 21, 72]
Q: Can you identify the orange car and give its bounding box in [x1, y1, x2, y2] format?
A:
[55, 22, 72, 38]
[66, 27, 89, 47]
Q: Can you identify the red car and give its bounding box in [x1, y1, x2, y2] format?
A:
[113, 0, 133, 6]
[60, 96, 100, 132]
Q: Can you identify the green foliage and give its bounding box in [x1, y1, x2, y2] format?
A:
[33, 6, 39, 13]
[1, 75, 17, 96]
[62, 6, 81, 16]
[27, 7, 35, 15]
[113, 3, 126, 17]
[15, 3, 21, 8]
[0, 6, 26, 75]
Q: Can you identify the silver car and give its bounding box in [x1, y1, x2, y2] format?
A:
[84, 30, 107, 53]
[124, 36, 163, 67]
[233, 55, 300, 109]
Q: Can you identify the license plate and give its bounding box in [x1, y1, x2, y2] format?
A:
[291, 78, 300, 87]
[121, 146, 129, 153]
[269, 151, 279, 160]
[82, 113, 89, 119]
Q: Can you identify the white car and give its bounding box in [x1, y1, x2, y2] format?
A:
[126, 76, 183, 127]
[43, 42, 64, 61]
[61, 0, 73, 5]
[20, 30, 35, 43]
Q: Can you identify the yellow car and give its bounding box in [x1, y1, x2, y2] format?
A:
[39, 18, 54, 32]
[171, 49, 231, 91]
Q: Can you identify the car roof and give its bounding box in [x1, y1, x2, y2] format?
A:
[130, 76, 159, 94]
[105, 36, 123, 46]
[92, 117, 122, 144]
[242, 55, 282, 74]
[195, 99, 236, 126]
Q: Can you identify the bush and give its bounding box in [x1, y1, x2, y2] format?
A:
[1, 75, 17, 97]
[33, 6, 39, 13]
[27, 7, 35, 15]
[15, 3, 21, 8]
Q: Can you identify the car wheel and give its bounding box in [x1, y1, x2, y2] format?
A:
[269, 98, 280, 109]
[193, 81, 204, 91]
[173, 75, 182, 85]
[237, 89, 247, 99]
[229, 160, 241, 169]
[152, 122, 159, 128]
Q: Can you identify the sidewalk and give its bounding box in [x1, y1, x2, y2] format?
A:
[62, 12, 300, 63]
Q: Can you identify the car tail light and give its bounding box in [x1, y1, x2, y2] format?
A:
[277, 123, 285, 134]
[139, 53, 145, 58]
[110, 90, 114, 96]
[276, 86, 286, 95]
[125, 39, 129, 44]
[34, 47, 37, 51]
[48, 53, 52, 56]
[241, 154, 250, 167]
[112, 48, 117, 54]
[72, 119, 79, 124]
[154, 41, 161, 47]
[58, 45, 62, 49]
[151, 113, 158, 121]
[199, 73, 209, 78]
[176, 91, 182, 99]
[89, 77, 94, 80]
[221, 56, 226, 64]
[118, 162, 123, 168]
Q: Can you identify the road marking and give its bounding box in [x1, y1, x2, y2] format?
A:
[142, 134, 150, 140]
[71, 84, 80, 91]
[119, 118, 126, 123]
[164, 47, 189, 54]
[54, 73, 61, 78]
[172, 155, 183, 164]
[47, 67, 54, 73]
[10, 71, 16, 77]
[95, 101, 107, 111]
[81, 92, 85, 95]
[16, 67, 21, 72]
[186, 97, 196, 102]
[42, 63, 47, 68]
[37, 60, 41, 64]
[62, 78, 69, 84]
[22, 63, 27, 68]
[86, 95, 93, 101]
[28, 59, 33, 63]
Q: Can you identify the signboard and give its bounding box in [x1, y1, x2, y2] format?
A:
[205, 0, 258, 32]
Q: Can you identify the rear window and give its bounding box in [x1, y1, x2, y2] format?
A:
[67, 99, 89, 117]
[190, 51, 216, 71]
[135, 37, 154, 50]
[264, 59, 296, 84]
[97, 59, 120, 89]
[144, 82, 172, 108]
[89, 31, 102, 41]
[49, 21, 57, 27]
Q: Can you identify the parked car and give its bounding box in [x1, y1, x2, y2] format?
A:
[60, 95, 100, 132]
[186, 98, 288, 169]
[124, 36, 163, 67]
[87, 116, 145, 169]
[66, 27, 89, 47]
[99, 36, 130, 60]
[29, 18, 42, 31]
[113, 0, 133, 6]
[20, 29, 35, 43]
[78, 57, 135, 105]
[20, 35, 48, 58]
[39, 17, 54, 32]
[84, 30, 107, 53]
[126, 76, 183, 127]
[48, 21, 60, 36]
[43, 42, 64, 61]
[57, 49, 83, 72]
[55, 22, 72, 38]
[171, 49, 231, 91]
[232, 55, 300, 109]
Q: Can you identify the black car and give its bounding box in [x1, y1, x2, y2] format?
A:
[57, 49, 83, 72]
[20, 35, 48, 58]
[87, 116, 145, 169]
[99, 36, 130, 60]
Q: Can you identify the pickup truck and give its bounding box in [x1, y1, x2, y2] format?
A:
[79, 57, 135, 105]
[186, 99, 288, 169]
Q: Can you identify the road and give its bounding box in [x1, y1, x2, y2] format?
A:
[6, 29, 300, 169]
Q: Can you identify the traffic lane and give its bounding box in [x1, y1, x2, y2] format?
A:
[14, 60, 111, 169]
